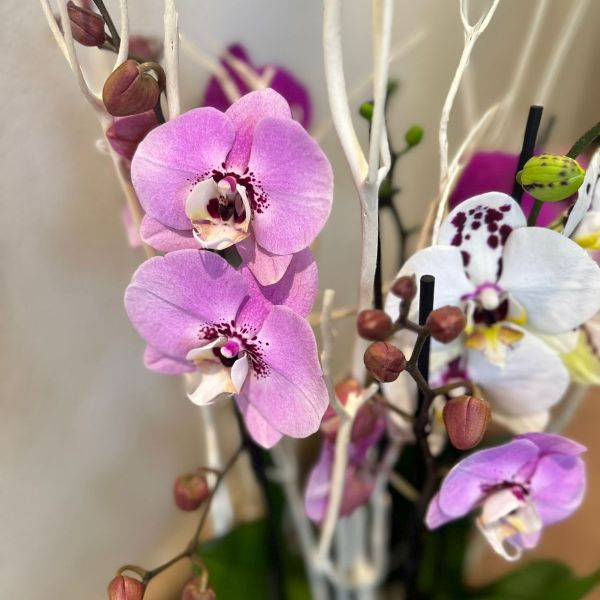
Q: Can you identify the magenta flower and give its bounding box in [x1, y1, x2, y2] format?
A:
[304, 380, 386, 522]
[131, 89, 332, 286]
[449, 151, 573, 227]
[203, 44, 313, 130]
[426, 433, 586, 560]
[124, 249, 326, 448]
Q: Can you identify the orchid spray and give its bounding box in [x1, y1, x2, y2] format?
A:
[40, 1, 600, 599]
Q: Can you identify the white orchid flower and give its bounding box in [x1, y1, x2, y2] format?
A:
[385, 192, 600, 431]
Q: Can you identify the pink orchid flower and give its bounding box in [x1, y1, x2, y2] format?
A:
[304, 380, 387, 522]
[124, 249, 326, 448]
[131, 89, 333, 286]
[427, 433, 586, 561]
[203, 43, 312, 130]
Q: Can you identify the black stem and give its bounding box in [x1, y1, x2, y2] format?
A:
[404, 275, 436, 600]
[234, 411, 286, 600]
[512, 105, 544, 203]
[374, 219, 384, 309]
[91, 0, 121, 49]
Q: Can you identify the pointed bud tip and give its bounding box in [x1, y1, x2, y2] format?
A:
[357, 309, 393, 341]
[107, 575, 145, 600]
[443, 395, 491, 450]
[364, 342, 406, 383]
[67, 1, 107, 47]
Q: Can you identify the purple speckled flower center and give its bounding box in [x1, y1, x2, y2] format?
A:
[199, 321, 269, 377]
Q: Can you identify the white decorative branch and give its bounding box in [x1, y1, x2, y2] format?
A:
[432, 0, 501, 244]
[164, 0, 181, 119]
[39, 0, 70, 63]
[320, 289, 342, 415]
[114, 0, 130, 69]
[534, 0, 589, 108]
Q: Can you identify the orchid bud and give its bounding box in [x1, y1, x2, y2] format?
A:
[390, 275, 417, 303]
[359, 101, 374, 121]
[181, 577, 216, 600]
[426, 306, 466, 343]
[321, 379, 362, 441]
[106, 110, 159, 161]
[405, 125, 423, 147]
[174, 472, 210, 511]
[103, 60, 164, 117]
[443, 395, 491, 450]
[516, 154, 585, 202]
[107, 575, 145, 600]
[357, 309, 393, 341]
[67, 1, 106, 47]
[364, 342, 406, 383]
[129, 36, 163, 62]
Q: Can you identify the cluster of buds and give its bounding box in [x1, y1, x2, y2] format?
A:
[108, 575, 145, 600]
[103, 60, 166, 117]
[173, 471, 211, 511]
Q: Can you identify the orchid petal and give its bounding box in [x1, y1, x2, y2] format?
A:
[498, 227, 600, 333]
[235, 394, 282, 449]
[248, 117, 333, 255]
[237, 237, 294, 287]
[491, 411, 550, 435]
[143, 345, 194, 374]
[132, 108, 235, 230]
[140, 215, 197, 252]
[564, 149, 600, 237]
[439, 193, 526, 284]
[242, 306, 328, 438]
[469, 332, 569, 416]
[187, 360, 236, 405]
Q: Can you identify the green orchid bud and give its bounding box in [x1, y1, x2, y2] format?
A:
[405, 125, 423, 147]
[516, 154, 585, 202]
[359, 101, 374, 121]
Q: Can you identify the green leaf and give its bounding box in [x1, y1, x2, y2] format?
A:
[469, 560, 600, 600]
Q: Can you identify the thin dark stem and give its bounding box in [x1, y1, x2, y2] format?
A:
[374, 223, 384, 309]
[430, 379, 474, 397]
[91, 0, 121, 49]
[141, 444, 244, 584]
[234, 412, 287, 600]
[154, 100, 166, 124]
[512, 105, 544, 203]
[527, 199, 543, 226]
[373, 394, 416, 422]
[567, 119, 600, 159]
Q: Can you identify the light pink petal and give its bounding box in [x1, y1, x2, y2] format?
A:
[121, 205, 142, 248]
[235, 394, 283, 449]
[248, 118, 333, 255]
[144, 345, 194, 374]
[140, 215, 197, 252]
[517, 433, 586, 457]
[131, 108, 235, 230]
[530, 453, 586, 526]
[438, 193, 527, 284]
[124, 250, 247, 358]
[426, 493, 452, 529]
[236, 237, 293, 286]
[240, 247, 319, 317]
[224, 89, 292, 172]
[242, 306, 328, 439]
[436, 439, 539, 519]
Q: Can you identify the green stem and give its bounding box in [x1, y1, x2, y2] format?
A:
[91, 0, 121, 49]
[527, 199, 543, 226]
[567, 119, 600, 159]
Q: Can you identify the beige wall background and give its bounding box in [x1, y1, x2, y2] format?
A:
[2, 1, 599, 598]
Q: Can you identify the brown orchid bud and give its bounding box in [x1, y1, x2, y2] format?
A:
[103, 60, 164, 117]
[357, 309, 393, 341]
[390, 275, 417, 303]
[181, 577, 216, 600]
[67, 1, 106, 47]
[364, 342, 406, 383]
[107, 575, 145, 600]
[129, 36, 163, 62]
[426, 306, 466, 343]
[443, 395, 491, 451]
[173, 472, 210, 511]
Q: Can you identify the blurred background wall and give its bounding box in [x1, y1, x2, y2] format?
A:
[1, 1, 599, 598]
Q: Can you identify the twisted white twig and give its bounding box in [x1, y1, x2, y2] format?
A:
[164, 0, 181, 119]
